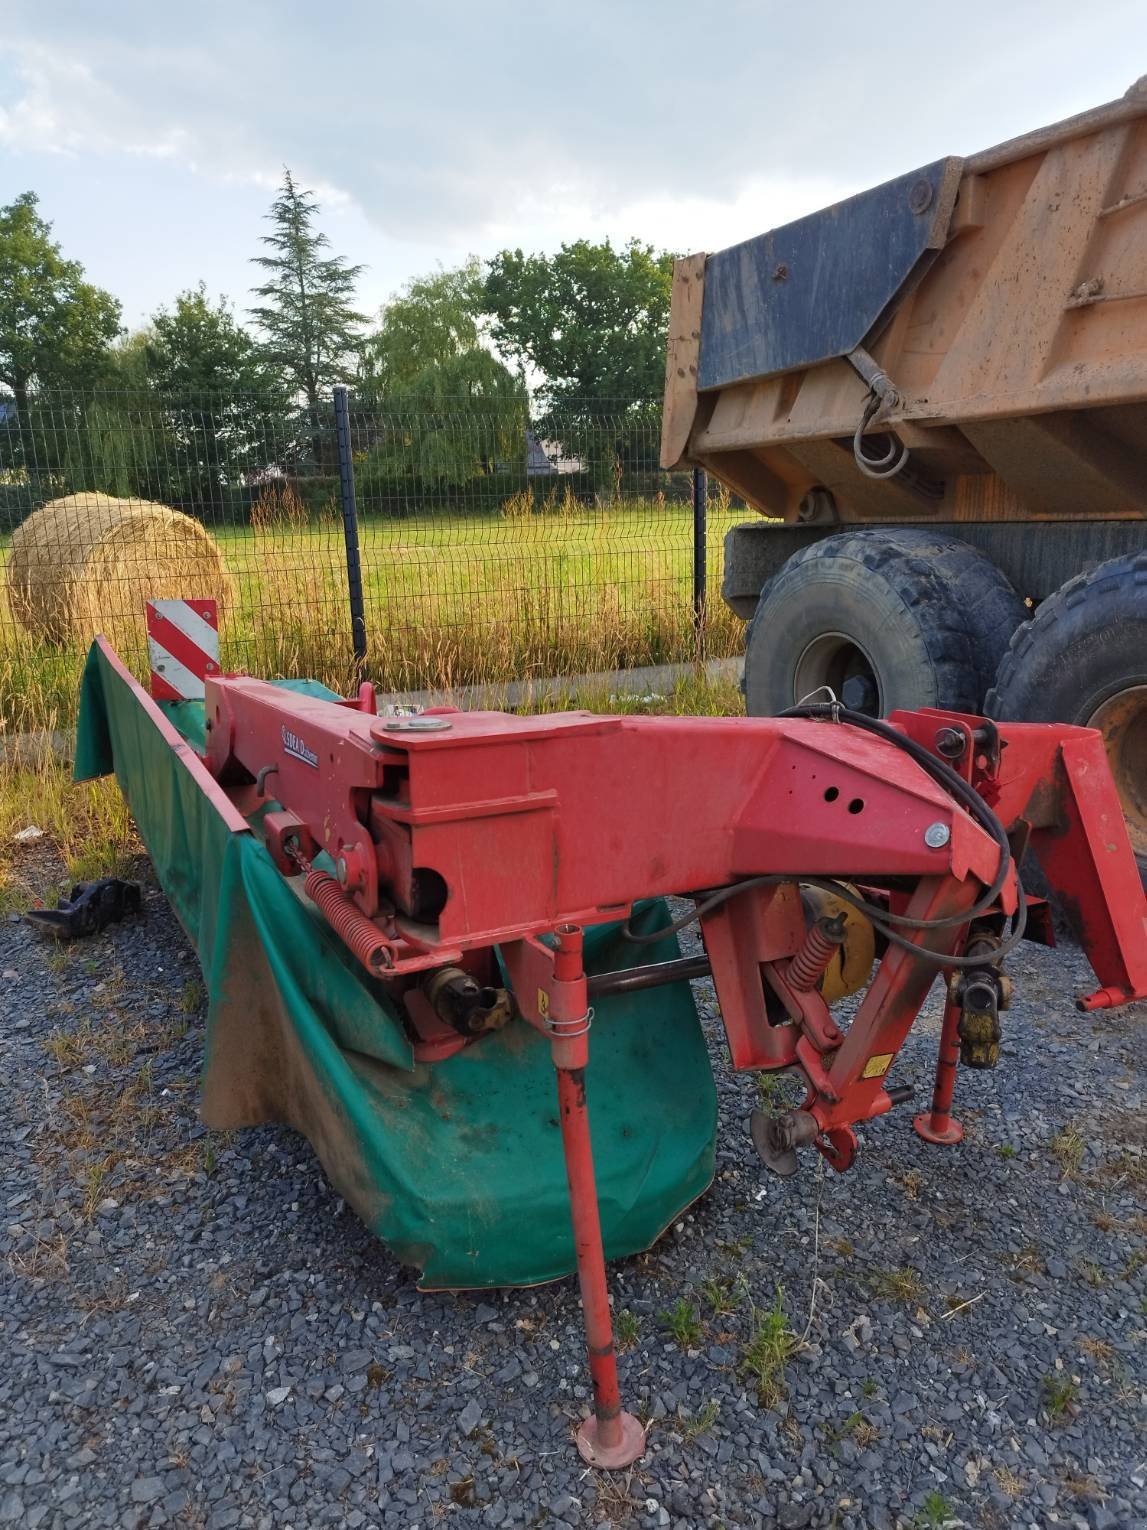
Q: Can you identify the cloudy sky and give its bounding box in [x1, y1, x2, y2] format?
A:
[2, 2, 1146, 330]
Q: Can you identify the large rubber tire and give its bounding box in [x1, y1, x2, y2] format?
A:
[986, 552, 1147, 885]
[744, 529, 982, 717]
[859, 529, 1027, 699]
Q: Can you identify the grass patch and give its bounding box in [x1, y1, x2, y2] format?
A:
[832, 1410, 879, 1450]
[993, 1465, 1025, 1499]
[1089, 1152, 1147, 1196]
[866, 1266, 925, 1305]
[681, 1398, 720, 1439]
[741, 1287, 798, 1408]
[591, 1467, 646, 1526]
[658, 1297, 703, 1350]
[914, 1492, 956, 1529]
[715, 1234, 752, 1259]
[700, 1274, 744, 1317]
[33, 996, 205, 1226]
[0, 759, 136, 914]
[1078, 1336, 1114, 1365]
[614, 1309, 640, 1352]
[1050, 1124, 1085, 1179]
[44, 1006, 186, 1074]
[1041, 1373, 1078, 1421]
[1, 502, 747, 732]
[5, 1228, 69, 1282]
[180, 978, 206, 1014]
[1008, 1243, 1044, 1279]
[754, 1069, 805, 1115]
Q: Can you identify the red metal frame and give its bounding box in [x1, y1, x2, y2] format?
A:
[913, 992, 966, 1146]
[191, 674, 1147, 1465]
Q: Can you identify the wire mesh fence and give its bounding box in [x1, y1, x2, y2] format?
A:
[0, 389, 746, 732]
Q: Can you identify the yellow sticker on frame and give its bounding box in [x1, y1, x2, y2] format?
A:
[861, 1053, 894, 1079]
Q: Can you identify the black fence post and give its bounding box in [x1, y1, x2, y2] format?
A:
[333, 385, 368, 677]
[692, 466, 708, 635]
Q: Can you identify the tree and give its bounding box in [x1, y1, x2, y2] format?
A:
[483, 238, 674, 488]
[358, 260, 526, 493]
[137, 286, 291, 509]
[0, 191, 122, 413]
[148, 284, 280, 398]
[483, 238, 674, 413]
[107, 329, 154, 390]
[360, 260, 526, 492]
[362, 260, 504, 396]
[249, 169, 365, 421]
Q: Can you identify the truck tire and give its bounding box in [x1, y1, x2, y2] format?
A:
[986, 552, 1147, 884]
[862, 529, 1027, 698]
[743, 529, 983, 718]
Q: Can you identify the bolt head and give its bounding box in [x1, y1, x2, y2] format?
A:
[841, 673, 879, 714]
[924, 822, 951, 849]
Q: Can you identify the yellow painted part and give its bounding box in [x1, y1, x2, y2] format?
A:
[802, 884, 876, 1003]
[862, 1052, 894, 1080]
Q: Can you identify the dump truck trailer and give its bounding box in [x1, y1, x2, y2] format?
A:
[662, 81, 1147, 879]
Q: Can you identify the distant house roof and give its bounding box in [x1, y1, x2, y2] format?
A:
[525, 430, 552, 476]
[525, 429, 583, 476]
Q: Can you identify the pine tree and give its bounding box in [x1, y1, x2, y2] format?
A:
[249, 170, 365, 422]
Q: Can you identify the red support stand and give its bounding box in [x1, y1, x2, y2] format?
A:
[914, 992, 965, 1145]
[549, 927, 646, 1469]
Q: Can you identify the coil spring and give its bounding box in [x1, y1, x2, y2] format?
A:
[305, 867, 391, 971]
[786, 914, 846, 993]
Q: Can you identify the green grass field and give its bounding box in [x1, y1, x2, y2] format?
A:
[1, 500, 746, 733]
[0, 498, 748, 911]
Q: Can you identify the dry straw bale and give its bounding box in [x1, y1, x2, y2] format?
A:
[6, 493, 230, 645]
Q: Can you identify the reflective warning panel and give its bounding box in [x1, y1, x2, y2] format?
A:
[146, 599, 219, 701]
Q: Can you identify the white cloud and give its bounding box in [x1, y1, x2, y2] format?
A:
[3, 0, 1147, 326]
[5, 0, 1147, 244]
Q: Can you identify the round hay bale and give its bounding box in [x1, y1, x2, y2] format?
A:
[6, 493, 230, 646]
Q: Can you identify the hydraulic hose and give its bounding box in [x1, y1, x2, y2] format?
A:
[623, 703, 1027, 970]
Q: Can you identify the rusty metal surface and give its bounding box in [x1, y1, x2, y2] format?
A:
[664, 86, 1147, 530]
[1087, 685, 1147, 858]
[86, 636, 1147, 1466]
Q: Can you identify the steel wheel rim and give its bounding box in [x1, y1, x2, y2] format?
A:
[1087, 684, 1147, 859]
[793, 631, 883, 716]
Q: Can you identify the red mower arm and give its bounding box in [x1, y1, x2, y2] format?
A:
[197, 674, 1147, 1466]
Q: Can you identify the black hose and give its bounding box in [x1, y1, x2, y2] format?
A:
[622, 704, 1028, 970]
[779, 703, 1016, 928]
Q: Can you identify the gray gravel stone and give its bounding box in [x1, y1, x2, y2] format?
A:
[0, 1492, 23, 1524]
[2, 876, 1145, 1528]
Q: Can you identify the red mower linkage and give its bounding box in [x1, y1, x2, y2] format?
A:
[193, 668, 1147, 1467]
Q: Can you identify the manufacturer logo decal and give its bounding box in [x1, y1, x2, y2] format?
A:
[281, 725, 319, 768]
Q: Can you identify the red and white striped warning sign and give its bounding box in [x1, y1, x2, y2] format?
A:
[146, 599, 220, 701]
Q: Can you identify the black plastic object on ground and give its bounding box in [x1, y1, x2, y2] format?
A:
[25, 879, 142, 940]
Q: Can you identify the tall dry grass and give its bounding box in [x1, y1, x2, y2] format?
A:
[0, 499, 746, 906]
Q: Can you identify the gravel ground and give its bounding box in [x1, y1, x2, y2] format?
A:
[1, 859, 1145, 1530]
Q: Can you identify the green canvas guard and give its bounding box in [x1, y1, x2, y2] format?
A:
[75, 642, 718, 1288]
